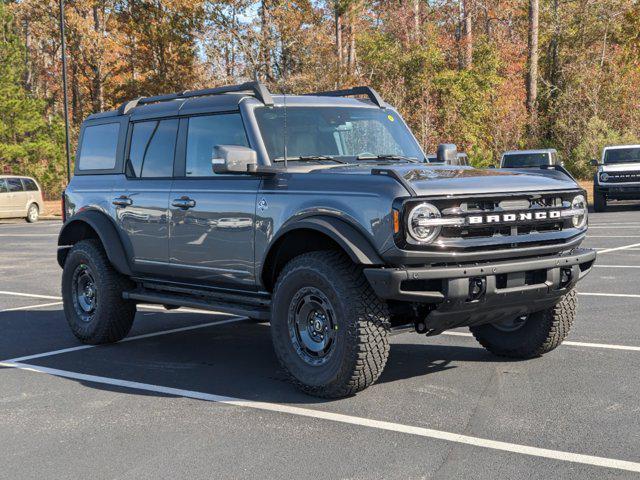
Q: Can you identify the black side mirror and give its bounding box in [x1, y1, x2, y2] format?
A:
[590, 159, 599, 167]
[437, 143, 457, 164]
[488, 164, 496, 169]
[212, 145, 259, 174]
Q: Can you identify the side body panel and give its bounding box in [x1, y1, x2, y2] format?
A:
[255, 172, 408, 289]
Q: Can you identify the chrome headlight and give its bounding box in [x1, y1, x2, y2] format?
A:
[407, 203, 443, 243]
[600, 172, 609, 183]
[570, 194, 588, 228]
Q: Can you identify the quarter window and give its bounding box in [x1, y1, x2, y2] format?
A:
[6, 178, 23, 192]
[128, 119, 178, 178]
[22, 178, 39, 191]
[186, 114, 249, 176]
[78, 123, 120, 170]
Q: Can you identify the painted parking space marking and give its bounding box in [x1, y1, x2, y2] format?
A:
[2, 316, 247, 364]
[0, 290, 62, 300]
[579, 292, 640, 299]
[595, 242, 640, 254]
[443, 331, 640, 352]
[0, 301, 62, 313]
[1, 361, 639, 474]
[593, 264, 640, 268]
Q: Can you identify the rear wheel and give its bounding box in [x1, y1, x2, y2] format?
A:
[470, 290, 576, 359]
[26, 203, 39, 223]
[270, 251, 390, 398]
[593, 189, 607, 212]
[62, 239, 136, 344]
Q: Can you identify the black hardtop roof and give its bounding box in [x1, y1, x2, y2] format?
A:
[84, 83, 385, 122]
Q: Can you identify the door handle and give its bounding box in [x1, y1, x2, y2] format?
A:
[172, 197, 196, 209]
[112, 195, 133, 207]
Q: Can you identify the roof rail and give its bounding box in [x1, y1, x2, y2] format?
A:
[117, 81, 274, 115]
[306, 86, 384, 108]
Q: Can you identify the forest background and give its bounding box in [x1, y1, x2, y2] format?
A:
[1, 0, 639, 197]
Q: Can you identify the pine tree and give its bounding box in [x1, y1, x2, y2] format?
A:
[0, 2, 65, 197]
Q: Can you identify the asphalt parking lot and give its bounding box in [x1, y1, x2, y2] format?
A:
[1, 207, 640, 480]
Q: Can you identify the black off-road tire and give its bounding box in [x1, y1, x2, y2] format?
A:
[270, 251, 390, 398]
[593, 189, 607, 212]
[470, 290, 577, 359]
[25, 203, 39, 223]
[62, 239, 136, 344]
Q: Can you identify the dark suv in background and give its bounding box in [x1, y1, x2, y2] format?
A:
[58, 82, 595, 397]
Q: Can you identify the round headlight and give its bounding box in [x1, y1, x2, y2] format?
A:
[571, 194, 587, 228]
[600, 172, 609, 182]
[407, 203, 442, 243]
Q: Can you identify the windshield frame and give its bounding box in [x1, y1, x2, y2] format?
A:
[246, 103, 427, 165]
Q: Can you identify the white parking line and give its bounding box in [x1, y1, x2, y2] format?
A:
[3, 316, 247, 364]
[587, 235, 640, 238]
[1, 362, 638, 473]
[594, 265, 640, 268]
[443, 331, 640, 352]
[0, 301, 62, 313]
[596, 242, 640, 254]
[588, 226, 640, 229]
[0, 290, 61, 300]
[0, 233, 58, 237]
[579, 292, 640, 299]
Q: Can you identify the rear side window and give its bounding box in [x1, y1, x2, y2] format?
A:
[6, 178, 23, 192]
[185, 114, 249, 176]
[0, 180, 7, 193]
[22, 178, 39, 191]
[128, 119, 178, 178]
[78, 123, 120, 170]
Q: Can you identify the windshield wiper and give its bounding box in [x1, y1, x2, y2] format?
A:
[274, 155, 346, 164]
[356, 154, 419, 163]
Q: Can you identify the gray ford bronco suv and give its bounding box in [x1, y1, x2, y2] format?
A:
[58, 82, 596, 398]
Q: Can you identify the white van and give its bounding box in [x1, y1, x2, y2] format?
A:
[0, 176, 44, 222]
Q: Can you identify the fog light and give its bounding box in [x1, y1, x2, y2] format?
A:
[560, 268, 572, 288]
[468, 277, 486, 301]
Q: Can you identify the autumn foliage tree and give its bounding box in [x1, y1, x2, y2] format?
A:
[2, 0, 639, 196]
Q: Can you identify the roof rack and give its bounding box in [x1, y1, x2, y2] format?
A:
[118, 81, 274, 115]
[306, 86, 384, 108]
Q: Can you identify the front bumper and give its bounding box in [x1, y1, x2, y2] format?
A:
[596, 183, 640, 199]
[364, 248, 596, 332]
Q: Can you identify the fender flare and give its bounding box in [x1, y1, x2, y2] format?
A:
[265, 215, 384, 268]
[57, 210, 133, 276]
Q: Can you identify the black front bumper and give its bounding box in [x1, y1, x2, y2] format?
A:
[596, 184, 640, 199]
[364, 248, 596, 332]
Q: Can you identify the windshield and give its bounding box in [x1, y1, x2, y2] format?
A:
[501, 153, 549, 168]
[604, 148, 640, 164]
[254, 107, 425, 162]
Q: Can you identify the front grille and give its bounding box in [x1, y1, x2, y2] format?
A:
[401, 190, 584, 252]
[602, 171, 640, 183]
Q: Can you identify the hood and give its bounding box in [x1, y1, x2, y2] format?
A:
[313, 164, 580, 196]
[601, 162, 640, 173]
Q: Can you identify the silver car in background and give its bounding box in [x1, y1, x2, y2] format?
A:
[0, 176, 44, 222]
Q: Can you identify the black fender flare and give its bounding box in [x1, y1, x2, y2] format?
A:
[57, 210, 133, 276]
[266, 215, 384, 266]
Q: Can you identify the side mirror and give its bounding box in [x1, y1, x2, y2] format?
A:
[590, 159, 599, 167]
[437, 143, 457, 164]
[212, 145, 258, 174]
[488, 164, 496, 169]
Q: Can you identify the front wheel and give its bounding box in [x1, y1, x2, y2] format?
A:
[270, 251, 390, 398]
[62, 239, 136, 344]
[470, 290, 577, 359]
[593, 189, 607, 212]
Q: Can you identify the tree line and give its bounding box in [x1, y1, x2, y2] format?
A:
[1, 0, 639, 197]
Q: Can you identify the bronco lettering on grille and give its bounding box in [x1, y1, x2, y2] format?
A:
[467, 210, 561, 225]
